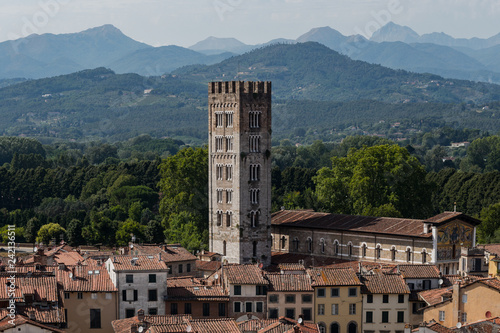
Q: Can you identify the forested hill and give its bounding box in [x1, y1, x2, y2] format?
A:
[174, 42, 500, 103]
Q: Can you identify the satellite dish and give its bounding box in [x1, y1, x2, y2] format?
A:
[438, 279, 443, 286]
[186, 325, 192, 332]
[34, 246, 38, 253]
[69, 273, 73, 279]
[456, 322, 462, 329]
[297, 318, 303, 324]
[214, 274, 219, 280]
[138, 327, 144, 333]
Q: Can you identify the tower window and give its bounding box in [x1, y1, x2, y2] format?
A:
[225, 112, 233, 127]
[223, 240, 227, 256]
[226, 136, 233, 152]
[250, 188, 260, 204]
[226, 189, 233, 203]
[216, 211, 223, 226]
[215, 112, 223, 127]
[249, 111, 261, 128]
[215, 136, 223, 152]
[226, 164, 233, 180]
[217, 189, 223, 203]
[307, 238, 312, 253]
[249, 135, 261, 152]
[226, 211, 232, 227]
[216, 164, 223, 180]
[251, 211, 259, 228]
[376, 245, 382, 259]
[253, 241, 258, 257]
[422, 250, 427, 264]
[250, 164, 260, 181]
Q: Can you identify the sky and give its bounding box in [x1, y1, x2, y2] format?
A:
[0, 0, 499, 47]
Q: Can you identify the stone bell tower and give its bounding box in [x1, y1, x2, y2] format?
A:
[208, 81, 272, 266]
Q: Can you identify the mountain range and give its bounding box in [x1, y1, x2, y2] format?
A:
[1, 23, 500, 84]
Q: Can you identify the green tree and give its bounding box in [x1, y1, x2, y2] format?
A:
[36, 223, 66, 245]
[66, 218, 84, 246]
[164, 211, 208, 251]
[82, 211, 117, 246]
[145, 219, 164, 243]
[314, 145, 433, 218]
[115, 219, 147, 246]
[24, 217, 42, 243]
[478, 202, 500, 243]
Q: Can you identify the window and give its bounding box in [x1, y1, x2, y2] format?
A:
[226, 112, 233, 127]
[234, 301, 241, 313]
[462, 294, 467, 303]
[245, 302, 253, 312]
[216, 164, 223, 180]
[256, 285, 267, 295]
[226, 189, 232, 203]
[302, 294, 312, 303]
[285, 294, 296, 303]
[269, 308, 278, 319]
[148, 308, 157, 315]
[215, 112, 223, 127]
[184, 303, 192, 314]
[134, 290, 138, 301]
[331, 303, 339, 315]
[216, 211, 223, 226]
[285, 308, 295, 319]
[250, 164, 260, 181]
[249, 111, 261, 128]
[226, 136, 233, 152]
[398, 294, 405, 303]
[406, 248, 412, 262]
[269, 294, 279, 303]
[226, 164, 233, 180]
[125, 309, 135, 318]
[320, 239, 325, 253]
[331, 288, 339, 297]
[318, 304, 325, 315]
[348, 287, 357, 297]
[382, 311, 389, 323]
[383, 294, 389, 303]
[77, 292, 83, 299]
[64, 292, 70, 299]
[349, 303, 356, 315]
[422, 250, 427, 263]
[250, 211, 259, 227]
[347, 243, 353, 256]
[105, 293, 112, 300]
[148, 289, 157, 302]
[302, 308, 312, 320]
[397, 311, 405, 323]
[439, 311, 445, 321]
[171, 303, 178, 315]
[91, 293, 97, 299]
[366, 311, 373, 323]
[217, 189, 223, 203]
[307, 238, 312, 252]
[203, 303, 210, 316]
[250, 188, 260, 204]
[223, 240, 227, 256]
[219, 303, 226, 316]
[90, 309, 101, 329]
[423, 280, 431, 290]
[293, 238, 299, 251]
[187, 263, 191, 273]
[249, 135, 261, 152]
[362, 244, 367, 257]
[376, 245, 381, 259]
[126, 274, 133, 283]
[318, 323, 326, 333]
[168, 266, 172, 274]
[215, 136, 223, 152]
[334, 241, 340, 255]
[367, 294, 373, 303]
[317, 288, 326, 297]
[234, 285, 241, 295]
[122, 290, 127, 301]
[149, 274, 156, 283]
[281, 236, 287, 250]
[178, 264, 183, 274]
[226, 211, 232, 227]
[461, 312, 467, 323]
[391, 247, 397, 261]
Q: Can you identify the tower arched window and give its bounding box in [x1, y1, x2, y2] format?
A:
[216, 211, 223, 226]
[406, 248, 412, 262]
[223, 240, 227, 256]
[362, 243, 367, 257]
[422, 249, 427, 264]
[391, 246, 397, 261]
[250, 188, 260, 204]
[320, 238, 326, 254]
[226, 211, 232, 227]
[376, 245, 382, 259]
[250, 211, 259, 228]
[250, 164, 260, 181]
[249, 111, 261, 128]
[307, 237, 312, 253]
[253, 241, 258, 257]
[347, 242, 353, 257]
[334, 240, 340, 255]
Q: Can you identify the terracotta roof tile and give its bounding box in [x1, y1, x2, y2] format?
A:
[479, 243, 500, 257]
[196, 260, 221, 272]
[397, 264, 441, 279]
[238, 318, 319, 333]
[265, 273, 313, 292]
[52, 251, 84, 265]
[360, 271, 410, 294]
[224, 264, 268, 285]
[308, 267, 362, 286]
[277, 263, 306, 271]
[0, 276, 58, 302]
[109, 255, 169, 271]
[15, 306, 66, 324]
[416, 322, 455, 333]
[56, 264, 117, 292]
[272, 210, 431, 238]
[418, 287, 453, 306]
[0, 314, 64, 332]
[127, 244, 197, 263]
[424, 211, 481, 226]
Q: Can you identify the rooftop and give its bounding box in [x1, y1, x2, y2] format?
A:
[265, 273, 313, 292]
[224, 264, 268, 285]
[396, 264, 441, 279]
[308, 267, 362, 287]
[360, 271, 410, 294]
[108, 254, 169, 272]
[56, 264, 117, 292]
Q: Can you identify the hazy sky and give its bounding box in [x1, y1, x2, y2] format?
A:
[0, 0, 499, 47]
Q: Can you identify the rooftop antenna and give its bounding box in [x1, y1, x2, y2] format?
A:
[454, 202, 457, 213]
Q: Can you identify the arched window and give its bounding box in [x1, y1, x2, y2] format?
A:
[406, 248, 412, 262]
[226, 211, 232, 227]
[223, 240, 227, 256]
[376, 245, 381, 259]
[391, 246, 397, 261]
[347, 242, 353, 257]
[317, 322, 326, 333]
[362, 243, 367, 258]
[320, 238, 325, 254]
[250, 211, 259, 228]
[216, 211, 223, 226]
[422, 249, 427, 264]
[253, 241, 258, 257]
[330, 322, 340, 333]
[347, 321, 357, 333]
[307, 237, 312, 253]
[292, 237, 299, 252]
[281, 236, 287, 250]
[334, 240, 340, 255]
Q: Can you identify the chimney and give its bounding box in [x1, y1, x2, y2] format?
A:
[158, 252, 162, 262]
[130, 324, 138, 333]
[71, 267, 76, 280]
[452, 281, 460, 324]
[423, 223, 429, 234]
[293, 326, 301, 333]
[28, 311, 36, 321]
[137, 309, 145, 322]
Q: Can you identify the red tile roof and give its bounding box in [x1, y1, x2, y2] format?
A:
[265, 273, 313, 292]
[415, 322, 455, 333]
[56, 264, 117, 292]
[272, 210, 431, 238]
[424, 211, 481, 226]
[196, 260, 221, 272]
[418, 286, 453, 306]
[14, 306, 66, 324]
[397, 264, 441, 279]
[0, 314, 64, 333]
[127, 244, 197, 263]
[52, 251, 84, 266]
[479, 243, 500, 257]
[224, 264, 268, 285]
[238, 317, 319, 333]
[277, 263, 306, 271]
[360, 271, 410, 294]
[109, 255, 169, 271]
[0, 275, 58, 302]
[308, 267, 362, 286]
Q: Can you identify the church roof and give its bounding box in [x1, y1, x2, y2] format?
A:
[272, 210, 431, 238]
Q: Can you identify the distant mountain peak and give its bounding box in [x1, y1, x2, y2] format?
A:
[189, 36, 247, 52]
[370, 22, 419, 43]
